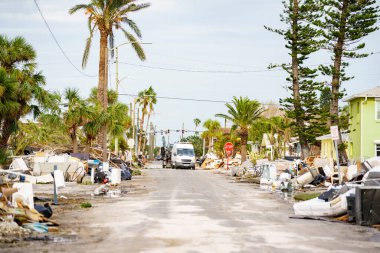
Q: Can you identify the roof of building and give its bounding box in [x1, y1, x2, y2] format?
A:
[343, 86, 380, 102]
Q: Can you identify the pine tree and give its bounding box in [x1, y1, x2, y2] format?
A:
[318, 0, 379, 126]
[266, 0, 328, 159]
[318, 0, 379, 161]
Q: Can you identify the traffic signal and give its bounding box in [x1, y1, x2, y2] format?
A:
[182, 129, 185, 134]
[161, 130, 163, 135]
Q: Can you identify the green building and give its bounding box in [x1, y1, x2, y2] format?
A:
[344, 87, 380, 161]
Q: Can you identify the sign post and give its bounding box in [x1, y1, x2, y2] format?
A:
[330, 126, 341, 184]
[224, 142, 234, 170]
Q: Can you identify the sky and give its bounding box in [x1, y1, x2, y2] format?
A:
[1, 0, 379, 145]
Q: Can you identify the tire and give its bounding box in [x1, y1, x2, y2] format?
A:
[192, 166, 195, 170]
[163, 164, 166, 168]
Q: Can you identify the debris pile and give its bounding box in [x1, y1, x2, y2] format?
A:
[213, 151, 380, 228]
[291, 156, 380, 227]
[0, 148, 137, 242]
[0, 181, 59, 243]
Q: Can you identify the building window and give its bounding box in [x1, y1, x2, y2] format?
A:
[377, 144, 380, 157]
[376, 100, 380, 120]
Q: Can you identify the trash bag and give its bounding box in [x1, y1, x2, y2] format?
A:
[94, 172, 107, 183]
[310, 174, 325, 186]
[121, 169, 132, 180]
[34, 203, 53, 218]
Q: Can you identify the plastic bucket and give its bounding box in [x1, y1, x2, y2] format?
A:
[111, 168, 121, 185]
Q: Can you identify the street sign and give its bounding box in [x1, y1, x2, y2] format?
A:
[330, 126, 339, 141]
[224, 142, 233, 152]
[127, 138, 135, 148]
[224, 142, 234, 170]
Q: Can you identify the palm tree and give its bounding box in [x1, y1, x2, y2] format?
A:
[201, 119, 221, 153]
[136, 86, 156, 153]
[69, 0, 150, 160]
[193, 118, 201, 134]
[267, 116, 292, 159]
[216, 96, 263, 162]
[107, 102, 131, 148]
[63, 88, 92, 153]
[0, 35, 58, 162]
[84, 88, 131, 154]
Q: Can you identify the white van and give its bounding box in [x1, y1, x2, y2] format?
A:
[171, 143, 196, 170]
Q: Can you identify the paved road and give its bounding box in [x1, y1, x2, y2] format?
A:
[87, 166, 380, 252]
[6, 165, 380, 252]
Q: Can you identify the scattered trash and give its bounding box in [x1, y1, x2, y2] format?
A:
[22, 222, 48, 233]
[107, 189, 122, 198]
[94, 185, 108, 196]
[34, 203, 53, 218]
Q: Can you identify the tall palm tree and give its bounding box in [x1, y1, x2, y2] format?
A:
[201, 119, 221, 153]
[69, 0, 150, 160]
[0, 35, 58, 162]
[193, 118, 201, 134]
[136, 86, 156, 153]
[216, 96, 263, 162]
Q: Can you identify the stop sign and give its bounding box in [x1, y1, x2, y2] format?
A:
[224, 142, 233, 152]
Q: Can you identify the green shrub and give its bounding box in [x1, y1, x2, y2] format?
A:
[80, 202, 92, 208]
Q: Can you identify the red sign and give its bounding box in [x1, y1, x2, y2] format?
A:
[224, 142, 233, 152]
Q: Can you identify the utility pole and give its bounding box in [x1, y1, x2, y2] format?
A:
[114, 47, 119, 156]
[149, 123, 154, 161]
[135, 107, 139, 155]
[202, 138, 206, 156]
[111, 42, 151, 157]
[181, 122, 184, 140]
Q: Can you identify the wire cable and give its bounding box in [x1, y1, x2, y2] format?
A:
[33, 0, 97, 78]
[148, 52, 263, 69]
[119, 93, 230, 103]
[119, 93, 279, 106]
[118, 62, 283, 74]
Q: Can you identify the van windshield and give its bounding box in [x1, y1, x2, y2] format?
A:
[177, 148, 194, 156]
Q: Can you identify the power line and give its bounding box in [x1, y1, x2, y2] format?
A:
[119, 93, 230, 103]
[118, 93, 279, 106]
[118, 62, 282, 74]
[148, 52, 263, 69]
[33, 0, 97, 78]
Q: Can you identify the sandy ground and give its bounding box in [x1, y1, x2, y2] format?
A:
[1, 165, 380, 253]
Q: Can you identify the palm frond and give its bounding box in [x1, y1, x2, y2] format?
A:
[69, 4, 90, 15]
[121, 28, 146, 60]
[122, 18, 142, 37]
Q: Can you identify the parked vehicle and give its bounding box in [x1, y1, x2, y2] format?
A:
[171, 143, 195, 170]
